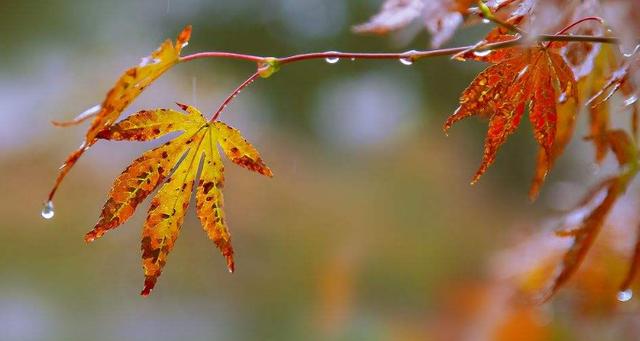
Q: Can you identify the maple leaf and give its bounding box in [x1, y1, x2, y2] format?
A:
[541, 129, 638, 301]
[444, 38, 578, 189]
[84, 104, 272, 296]
[46, 25, 192, 204]
[586, 46, 640, 143]
[352, 0, 424, 35]
[588, 48, 640, 108]
[353, 0, 474, 48]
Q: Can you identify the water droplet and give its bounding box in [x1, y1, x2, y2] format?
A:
[617, 289, 633, 302]
[624, 95, 638, 106]
[399, 57, 413, 66]
[473, 50, 492, 57]
[482, 18, 491, 24]
[350, 57, 355, 61]
[41, 201, 55, 220]
[325, 53, 340, 64]
[558, 92, 568, 103]
[516, 66, 529, 80]
[399, 50, 416, 65]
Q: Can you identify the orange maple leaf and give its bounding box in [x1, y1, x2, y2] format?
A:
[85, 104, 272, 295]
[541, 129, 638, 300]
[444, 37, 577, 194]
[46, 25, 192, 205]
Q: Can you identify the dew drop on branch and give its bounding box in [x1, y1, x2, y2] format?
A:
[325, 57, 340, 64]
[617, 289, 633, 302]
[399, 50, 416, 66]
[41, 201, 55, 220]
[482, 18, 491, 24]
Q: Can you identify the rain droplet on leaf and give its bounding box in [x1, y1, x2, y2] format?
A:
[473, 50, 492, 57]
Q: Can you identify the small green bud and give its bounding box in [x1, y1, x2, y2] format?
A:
[477, 0, 493, 20]
[258, 57, 280, 78]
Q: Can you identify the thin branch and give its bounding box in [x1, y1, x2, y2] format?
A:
[186, 33, 622, 122]
[210, 71, 261, 122]
[538, 34, 618, 44]
[180, 52, 264, 63]
[180, 34, 621, 67]
[555, 16, 605, 36]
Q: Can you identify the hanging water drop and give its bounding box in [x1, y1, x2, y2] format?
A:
[399, 50, 416, 66]
[473, 50, 492, 57]
[482, 18, 491, 24]
[624, 94, 638, 106]
[399, 57, 413, 66]
[617, 289, 633, 302]
[41, 201, 55, 220]
[325, 52, 340, 64]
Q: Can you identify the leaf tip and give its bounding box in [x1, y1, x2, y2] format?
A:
[84, 231, 98, 243]
[227, 259, 235, 273]
[140, 287, 152, 297]
[175, 102, 189, 111]
[263, 167, 274, 178]
[177, 25, 192, 49]
[140, 278, 156, 296]
[470, 166, 487, 186]
[528, 188, 541, 202]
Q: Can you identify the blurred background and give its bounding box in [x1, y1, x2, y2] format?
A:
[0, 0, 635, 340]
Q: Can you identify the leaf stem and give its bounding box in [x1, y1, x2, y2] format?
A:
[210, 71, 260, 122]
